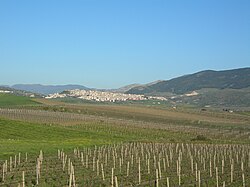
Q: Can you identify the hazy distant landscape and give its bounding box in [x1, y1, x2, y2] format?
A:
[2, 68, 250, 108]
[0, 67, 250, 186]
[1, 0, 250, 186]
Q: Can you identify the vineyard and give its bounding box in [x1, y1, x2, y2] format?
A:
[0, 108, 249, 144]
[1, 0, 250, 185]
[0, 143, 249, 186]
[0, 96, 250, 186]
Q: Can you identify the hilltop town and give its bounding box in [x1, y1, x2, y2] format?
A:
[45, 89, 167, 102]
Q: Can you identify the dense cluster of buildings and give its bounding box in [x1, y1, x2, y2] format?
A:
[45, 89, 167, 102]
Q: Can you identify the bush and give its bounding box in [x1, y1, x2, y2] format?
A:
[191, 135, 209, 141]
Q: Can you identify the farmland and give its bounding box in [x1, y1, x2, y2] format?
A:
[0, 95, 250, 186]
[0, 94, 40, 107]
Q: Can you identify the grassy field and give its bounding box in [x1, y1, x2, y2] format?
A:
[0, 93, 40, 107]
[0, 117, 195, 159]
[0, 118, 120, 158]
[0, 95, 250, 186]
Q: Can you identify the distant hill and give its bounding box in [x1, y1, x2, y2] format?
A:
[109, 84, 141, 93]
[0, 86, 42, 97]
[169, 88, 250, 108]
[110, 80, 163, 93]
[11, 84, 90, 95]
[126, 68, 250, 95]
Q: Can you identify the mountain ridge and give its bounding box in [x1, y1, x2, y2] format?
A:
[2, 67, 250, 97]
[11, 84, 90, 95]
[126, 67, 250, 95]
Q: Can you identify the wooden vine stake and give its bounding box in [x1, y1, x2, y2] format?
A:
[5, 160, 7, 174]
[69, 163, 76, 187]
[242, 172, 245, 187]
[101, 163, 105, 180]
[138, 157, 141, 184]
[126, 161, 130, 176]
[178, 159, 181, 186]
[97, 159, 99, 176]
[22, 171, 25, 187]
[111, 168, 114, 187]
[191, 157, 194, 173]
[18, 153, 21, 165]
[10, 156, 12, 172]
[69, 171, 72, 187]
[198, 170, 201, 187]
[158, 161, 162, 179]
[155, 169, 159, 187]
[147, 159, 150, 174]
[36, 158, 40, 185]
[167, 177, 170, 187]
[209, 159, 212, 177]
[115, 176, 118, 187]
[14, 155, 17, 168]
[231, 161, 234, 183]
[195, 162, 198, 182]
[72, 164, 76, 187]
[216, 167, 219, 187]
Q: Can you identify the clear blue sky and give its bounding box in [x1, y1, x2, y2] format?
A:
[0, 0, 249, 88]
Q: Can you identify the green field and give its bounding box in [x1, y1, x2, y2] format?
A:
[0, 118, 119, 158]
[0, 93, 40, 107]
[0, 95, 249, 186]
[0, 96, 249, 159]
[0, 116, 196, 159]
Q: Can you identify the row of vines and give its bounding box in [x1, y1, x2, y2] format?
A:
[0, 143, 249, 186]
